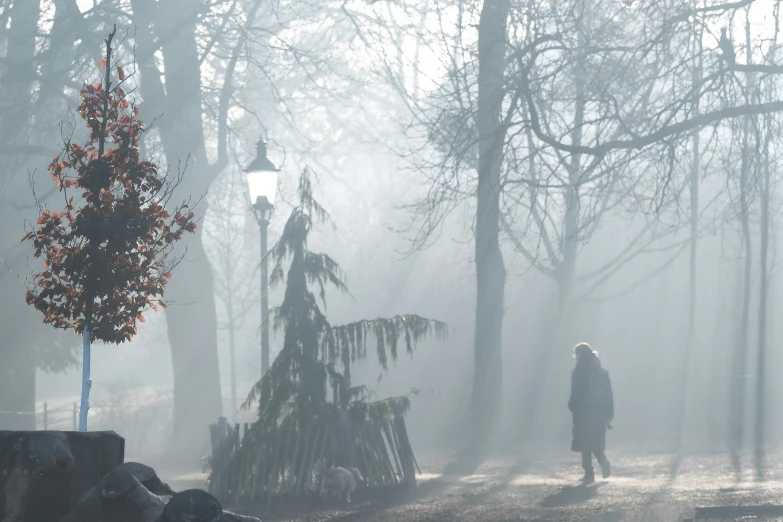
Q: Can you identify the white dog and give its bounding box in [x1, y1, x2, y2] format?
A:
[313, 461, 364, 502]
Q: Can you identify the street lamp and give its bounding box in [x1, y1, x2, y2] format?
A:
[244, 137, 279, 377]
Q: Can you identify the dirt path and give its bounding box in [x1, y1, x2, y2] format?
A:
[215, 450, 783, 521]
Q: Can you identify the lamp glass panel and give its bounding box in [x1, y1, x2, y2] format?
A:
[246, 170, 278, 206]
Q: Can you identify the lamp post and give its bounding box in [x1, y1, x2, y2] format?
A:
[244, 137, 279, 377]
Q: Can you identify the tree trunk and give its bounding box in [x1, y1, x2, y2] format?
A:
[0, 348, 36, 431]
[677, 129, 698, 449]
[130, 0, 223, 464]
[518, 1, 584, 443]
[160, 2, 223, 465]
[0, 0, 41, 432]
[164, 232, 223, 464]
[730, 16, 755, 467]
[677, 11, 702, 449]
[706, 231, 728, 446]
[518, 294, 558, 443]
[80, 318, 92, 432]
[754, 113, 771, 479]
[730, 116, 753, 466]
[731, 120, 752, 464]
[549, 1, 586, 433]
[470, 0, 509, 452]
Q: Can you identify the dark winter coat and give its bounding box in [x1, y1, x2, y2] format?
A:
[568, 353, 614, 453]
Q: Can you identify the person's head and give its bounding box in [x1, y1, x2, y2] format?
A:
[573, 342, 597, 360]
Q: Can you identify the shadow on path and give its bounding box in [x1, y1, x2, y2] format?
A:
[668, 452, 683, 479]
[587, 512, 624, 522]
[323, 453, 535, 521]
[442, 450, 484, 476]
[541, 483, 605, 508]
[454, 456, 531, 509]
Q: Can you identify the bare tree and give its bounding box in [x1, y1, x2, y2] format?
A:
[465, 0, 510, 452]
[0, 0, 42, 431]
[0, 0, 87, 428]
[389, 0, 783, 455]
[127, 0, 271, 462]
[753, 2, 782, 477]
[727, 8, 757, 471]
[204, 167, 259, 424]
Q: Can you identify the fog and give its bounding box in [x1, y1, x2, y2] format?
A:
[3, 0, 783, 488]
[24, 144, 783, 460]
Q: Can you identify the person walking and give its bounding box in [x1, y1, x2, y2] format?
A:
[568, 342, 614, 484]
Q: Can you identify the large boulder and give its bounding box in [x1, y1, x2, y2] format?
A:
[0, 430, 124, 522]
[58, 467, 169, 522]
[160, 489, 261, 522]
[161, 489, 221, 522]
[58, 465, 261, 522]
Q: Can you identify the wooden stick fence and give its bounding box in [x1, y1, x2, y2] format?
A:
[207, 407, 418, 504]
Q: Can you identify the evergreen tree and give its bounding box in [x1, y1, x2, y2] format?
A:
[247, 169, 446, 430]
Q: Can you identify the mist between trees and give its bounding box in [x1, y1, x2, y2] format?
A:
[3, 0, 783, 477]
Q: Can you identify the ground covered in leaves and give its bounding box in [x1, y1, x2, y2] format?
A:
[193, 449, 783, 522]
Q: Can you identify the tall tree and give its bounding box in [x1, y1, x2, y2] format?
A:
[675, 0, 705, 451]
[753, 5, 781, 476]
[403, 0, 783, 456]
[729, 13, 755, 470]
[755, 110, 772, 478]
[128, 0, 259, 461]
[470, 0, 509, 451]
[0, 0, 43, 429]
[204, 168, 258, 423]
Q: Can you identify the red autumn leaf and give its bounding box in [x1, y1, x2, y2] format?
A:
[98, 57, 106, 68]
[118, 66, 125, 81]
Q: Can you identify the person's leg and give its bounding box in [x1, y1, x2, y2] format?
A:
[581, 451, 594, 483]
[594, 449, 611, 478]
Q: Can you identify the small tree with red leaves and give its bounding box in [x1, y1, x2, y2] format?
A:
[22, 26, 196, 432]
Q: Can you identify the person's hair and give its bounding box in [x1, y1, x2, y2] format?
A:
[573, 342, 598, 359]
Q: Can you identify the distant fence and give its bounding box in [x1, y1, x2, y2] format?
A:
[0, 403, 78, 430]
[1, 393, 254, 433]
[1, 394, 174, 458]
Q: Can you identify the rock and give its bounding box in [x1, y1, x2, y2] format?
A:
[67, 431, 125, 489]
[114, 461, 176, 496]
[160, 489, 262, 522]
[100, 470, 168, 522]
[162, 489, 222, 522]
[58, 465, 262, 522]
[59, 468, 167, 522]
[101, 468, 141, 499]
[159, 488, 262, 522]
[0, 430, 124, 522]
